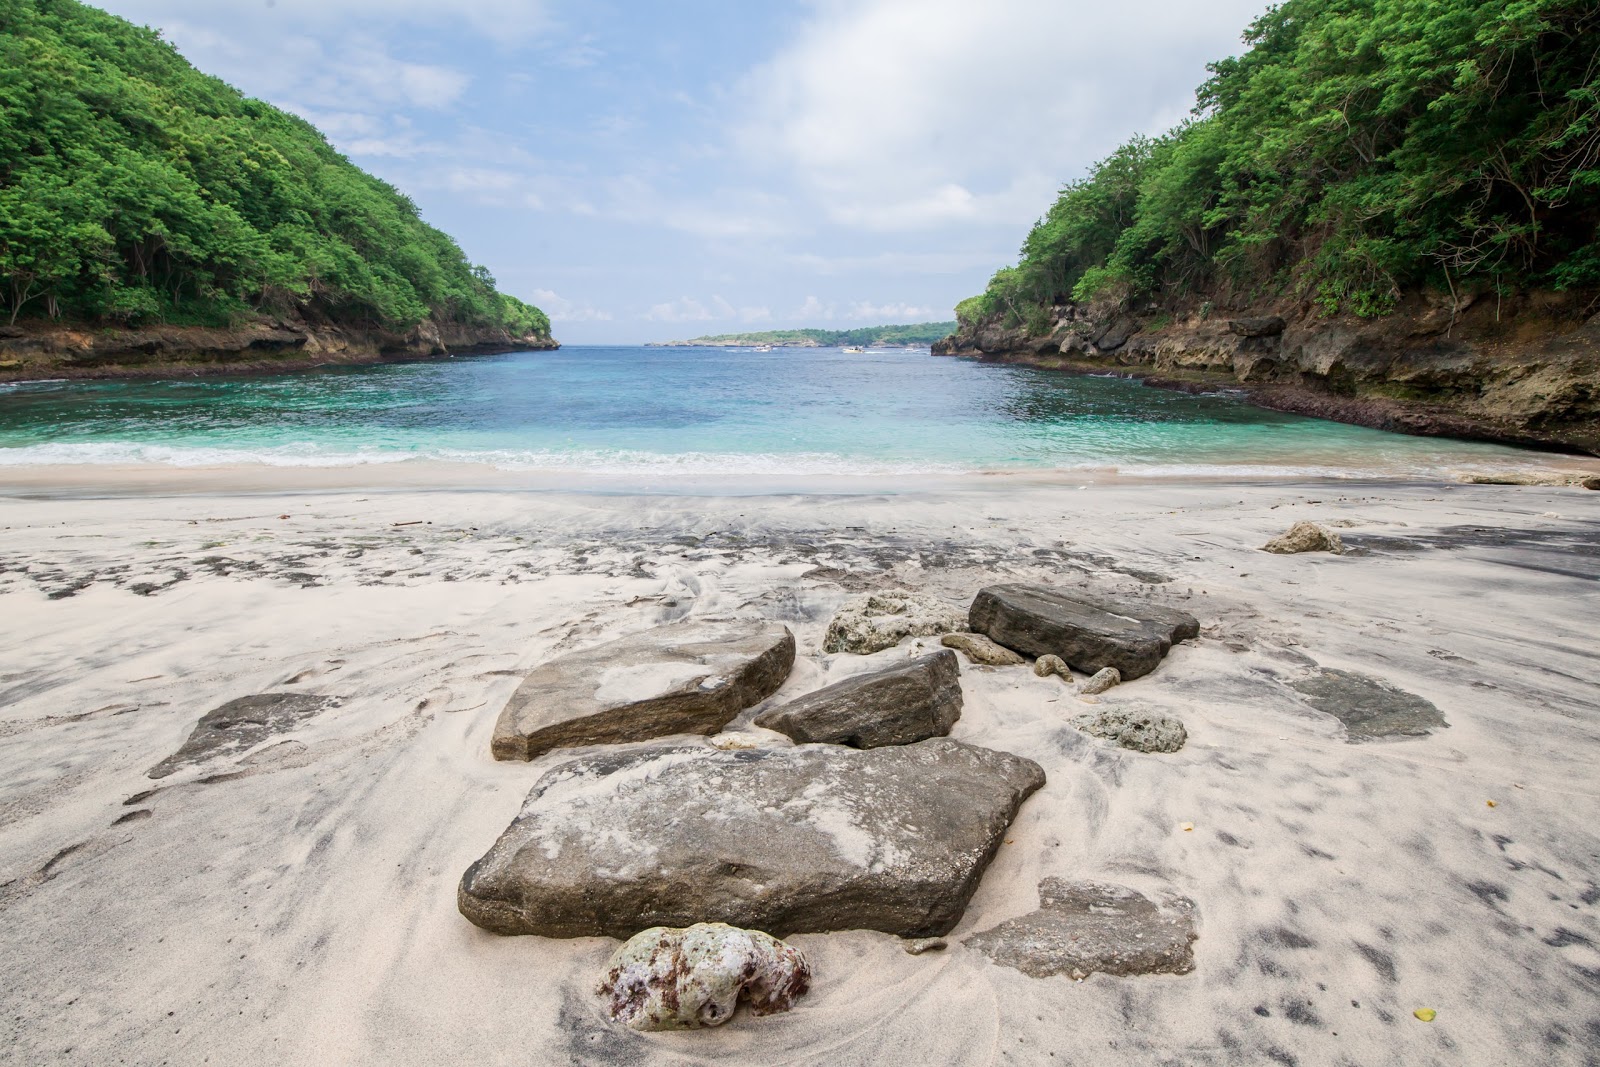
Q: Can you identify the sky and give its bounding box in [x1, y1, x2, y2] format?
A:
[93, 0, 1272, 343]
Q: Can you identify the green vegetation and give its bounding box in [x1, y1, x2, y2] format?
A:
[0, 0, 549, 336]
[962, 0, 1599, 329]
[671, 323, 957, 346]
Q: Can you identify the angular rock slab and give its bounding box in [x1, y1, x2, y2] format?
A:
[491, 619, 795, 761]
[458, 738, 1046, 939]
[148, 693, 339, 779]
[753, 650, 962, 748]
[969, 584, 1198, 681]
[967, 879, 1198, 980]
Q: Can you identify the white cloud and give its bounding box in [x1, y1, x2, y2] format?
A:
[845, 301, 945, 322]
[646, 298, 715, 323]
[530, 289, 612, 323]
[739, 0, 1269, 232]
[111, 0, 550, 40]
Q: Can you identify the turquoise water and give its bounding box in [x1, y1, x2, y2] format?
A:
[0, 345, 1542, 481]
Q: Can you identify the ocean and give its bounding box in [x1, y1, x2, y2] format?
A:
[0, 345, 1544, 486]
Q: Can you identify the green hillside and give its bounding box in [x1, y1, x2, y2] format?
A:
[0, 0, 549, 337]
[960, 0, 1598, 332]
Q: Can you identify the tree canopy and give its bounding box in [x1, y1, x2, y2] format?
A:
[0, 0, 550, 336]
[961, 0, 1599, 329]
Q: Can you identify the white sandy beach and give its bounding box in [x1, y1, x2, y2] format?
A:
[2, 466, 1599, 1066]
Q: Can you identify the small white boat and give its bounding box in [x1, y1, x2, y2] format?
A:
[842, 346, 865, 354]
[754, 344, 774, 352]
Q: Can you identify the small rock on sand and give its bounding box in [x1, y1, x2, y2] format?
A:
[1262, 521, 1346, 555]
[824, 591, 967, 654]
[968, 880, 1197, 980]
[1582, 476, 1600, 491]
[968, 584, 1198, 681]
[491, 618, 795, 762]
[1074, 706, 1187, 753]
[754, 650, 962, 748]
[903, 938, 948, 955]
[598, 923, 810, 1031]
[1032, 654, 1070, 679]
[1078, 666, 1121, 695]
[942, 632, 1026, 666]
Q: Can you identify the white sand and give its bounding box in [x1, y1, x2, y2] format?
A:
[2, 465, 1599, 1065]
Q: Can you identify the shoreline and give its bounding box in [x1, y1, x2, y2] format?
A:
[2, 453, 1598, 499]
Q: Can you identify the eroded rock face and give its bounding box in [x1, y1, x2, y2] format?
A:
[1074, 706, 1187, 753]
[491, 619, 795, 762]
[968, 584, 1199, 681]
[1262, 521, 1346, 555]
[1291, 668, 1446, 741]
[458, 739, 1046, 939]
[968, 880, 1198, 980]
[942, 632, 1026, 666]
[823, 591, 967, 655]
[597, 923, 811, 1031]
[753, 650, 962, 748]
[147, 693, 339, 779]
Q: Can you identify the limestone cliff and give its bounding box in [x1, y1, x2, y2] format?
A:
[934, 292, 1599, 455]
[0, 316, 558, 381]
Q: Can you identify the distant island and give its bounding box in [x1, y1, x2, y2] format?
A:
[650, 323, 956, 348]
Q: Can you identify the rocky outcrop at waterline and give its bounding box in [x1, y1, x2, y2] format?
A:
[933, 293, 1600, 454]
[0, 315, 558, 382]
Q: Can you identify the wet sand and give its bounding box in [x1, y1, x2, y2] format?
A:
[2, 471, 1599, 1065]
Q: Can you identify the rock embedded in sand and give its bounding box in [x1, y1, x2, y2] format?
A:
[597, 923, 811, 1031]
[1262, 521, 1346, 555]
[823, 590, 967, 655]
[967, 879, 1198, 980]
[147, 693, 340, 779]
[1073, 706, 1187, 753]
[458, 738, 1045, 939]
[1291, 668, 1447, 741]
[1078, 666, 1121, 695]
[1582, 476, 1600, 491]
[490, 619, 795, 761]
[1033, 654, 1070, 679]
[753, 650, 962, 748]
[942, 632, 1026, 666]
[968, 583, 1199, 681]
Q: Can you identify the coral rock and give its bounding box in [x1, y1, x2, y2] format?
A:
[598, 923, 810, 1031]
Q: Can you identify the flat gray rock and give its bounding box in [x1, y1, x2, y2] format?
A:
[1074, 705, 1187, 753]
[147, 693, 339, 779]
[1290, 668, 1446, 741]
[969, 584, 1198, 681]
[967, 880, 1198, 980]
[458, 738, 1046, 939]
[491, 619, 795, 761]
[753, 650, 962, 748]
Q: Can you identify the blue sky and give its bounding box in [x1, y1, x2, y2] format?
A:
[94, 0, 1270, 343]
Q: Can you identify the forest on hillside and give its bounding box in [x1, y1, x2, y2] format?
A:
[666, 323, 957, 347]
[0, 0, 549, 337]
[961, 0, 1599, 333]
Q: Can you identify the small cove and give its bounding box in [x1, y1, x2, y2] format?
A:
[0, 345, 1551, 486]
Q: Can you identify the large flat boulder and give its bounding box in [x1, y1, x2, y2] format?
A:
[491, 619, 795, 761]
[968, 584, 1198, 680]
[752, 650, 962, 748]
[458, 739, 1046, 939]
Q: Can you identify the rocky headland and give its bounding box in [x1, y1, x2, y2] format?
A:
[0, 315, 558, 382]
[935, 293, 1600, 455]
